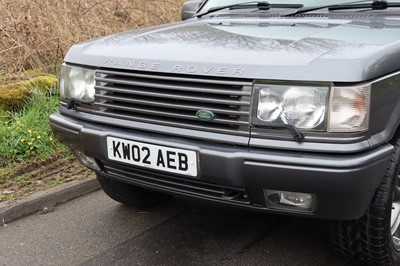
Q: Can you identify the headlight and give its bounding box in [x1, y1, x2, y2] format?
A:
[252, 83, 370, 133]
[60, 64, 95, 101]
[254, 84, 329, 130]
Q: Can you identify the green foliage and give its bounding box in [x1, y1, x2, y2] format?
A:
[0, 72, 71, 202]
[23, 69, 44, 76]
[0, 92, 65, 163]
[0, 168, 9, 185]
[0, 75, 58, 111]
[0, 192, 15, 202]
[26, 75, 58, 95]
[17, 175, 30, 185]
[0, 82, 31, 110]
[49, 178, 65, 186]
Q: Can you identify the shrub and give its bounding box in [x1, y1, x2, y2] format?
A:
[0, 82, 31, 110]
[26, 75, 58, 95]
[0, 75, 57, 111]
[0, 0, 185, 73]
[0, 93, 61, 163]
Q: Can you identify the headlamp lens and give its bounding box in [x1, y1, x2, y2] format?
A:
[256, 84, 328, 130]
[60, 64, 95, 101]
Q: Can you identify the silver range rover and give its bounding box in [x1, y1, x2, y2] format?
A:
[50, 1, 400, 265]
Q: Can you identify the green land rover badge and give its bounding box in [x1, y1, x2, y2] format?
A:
[196, 110, 215, 121]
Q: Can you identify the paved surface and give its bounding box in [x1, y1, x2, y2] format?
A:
[0, 190, 352, 266]
[0, 177, 100, 224]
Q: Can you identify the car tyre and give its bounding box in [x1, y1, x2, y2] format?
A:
[97, 174, 172, 208]
[332, 136, 400, 266]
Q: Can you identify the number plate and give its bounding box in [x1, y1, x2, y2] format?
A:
[106, 137, 198, 177]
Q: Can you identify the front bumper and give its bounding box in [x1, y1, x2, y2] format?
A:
[50, 113, 394, 220]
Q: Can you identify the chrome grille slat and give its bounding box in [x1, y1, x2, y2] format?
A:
[96, 77, 251, 96]
[95, 85, 249, 106]
[91, 69, 251, 138]
[94, 102, 248, 126]
[76, 107, 249, 136]
[94, 94, 247, 115]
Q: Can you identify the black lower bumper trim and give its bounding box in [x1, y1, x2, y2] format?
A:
[101, 161, 251, 206]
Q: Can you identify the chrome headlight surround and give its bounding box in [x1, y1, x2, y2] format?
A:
[60, 64, 95, 102]
[251, 82, 370, 134]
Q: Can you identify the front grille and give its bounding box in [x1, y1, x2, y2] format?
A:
[92, 69, 252, 136]
[102, 161, 251, 206]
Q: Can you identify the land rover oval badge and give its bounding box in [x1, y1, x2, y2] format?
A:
[196, 110, 215, 121]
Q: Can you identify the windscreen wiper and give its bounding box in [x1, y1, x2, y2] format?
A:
[284, 0, 397, 16]
[197, 1, 303, 18]
[270, 123, 305, 142]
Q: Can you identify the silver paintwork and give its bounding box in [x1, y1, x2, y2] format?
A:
[65, 15, 400, 82]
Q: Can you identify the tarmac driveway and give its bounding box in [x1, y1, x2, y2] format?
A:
[0, 190, 352, 266]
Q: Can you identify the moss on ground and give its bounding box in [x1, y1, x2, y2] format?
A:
[0, 82, 31, 110]
[0, 75, 58, 111]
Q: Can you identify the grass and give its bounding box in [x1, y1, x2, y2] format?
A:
[0, 91, 68, 163]
[0, 78, 72, 203]
[0, 0, 186, 203]
[0, 192, 14, 202]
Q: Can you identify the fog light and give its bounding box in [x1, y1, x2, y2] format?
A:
[74, 151, 100, 171]
[264, 190, 317, 213]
